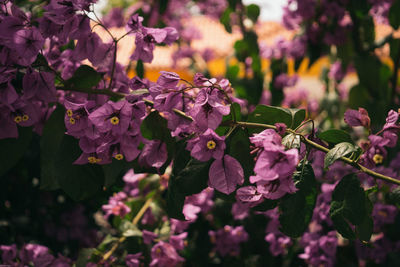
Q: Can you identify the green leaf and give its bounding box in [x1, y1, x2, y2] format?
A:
[227, 128, 254, 179]
[0, 126, 32, 176]
[324, 142, 357, 168]
[246, 4, 260, 22]
[141, 111, 171, 142]
[65, 65, 102, 89]
[220, 8, 233, 33]
[348, 84, 370, 109]
[174, 159, 212, 196]
[356, 195, 373, 242]
[55, 136, 104, 201]
[389, 0, 400, 29]
[40, 105, 65, 190]
[76, 248, 95, 267]
[279, 162, 317, 237]
[166, 173, 186, 220]
[247, 105, 305, 133]
[136, 60, 144, 78]
[252, 199, 278, 212]
[318, 129, 353, 145]
[120, 220, 142, 237]
[102, 159, 131, 188]
[330, 174, 367, 240]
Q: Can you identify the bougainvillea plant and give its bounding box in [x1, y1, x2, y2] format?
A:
[1, 0, 400, 266]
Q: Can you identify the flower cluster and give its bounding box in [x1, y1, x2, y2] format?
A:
[247, 129, 299, 200]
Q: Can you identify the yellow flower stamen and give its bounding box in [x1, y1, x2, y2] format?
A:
[88, 156, 97, 164]
[373, 154, 383, 164]
[110, 116, 119, 125]
[155, 248, 162, 254]
[95, 158, 102, 163]
[22, 115, 29, 121]
[206, 140, 216, 150]
[14, 116, 22, 123]
[114, 154, 124, 160]
[69, 117, 76, 124]
[66, 109, 73, 117]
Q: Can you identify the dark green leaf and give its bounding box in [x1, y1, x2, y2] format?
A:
[76, 248, 95, 267]
[252, 199, 278, 212]
[136, 60, 144, 78]
[65, 65, 102, 89]
[247, 105, 305, 133]
[102, 159, 131, 188]
[348, 84, 370, 109]
[389, 0, 400, 29]
[220, 8, 233, 33]
[40, 105, 65, 190]
[324, 142, 357, 168]
[56, 136, 104, 201]
[227, 128, 254, 179]
[246, 4, 260, 22]
[141, 111, 171, 142]
[330, 174, 367, 240]
[318, 129, 353, 145]
[0, 127, 32, 176]
[175, 159, 212, 196]
[279, 162, 317, 237]
[356, 196, 373, 242]
[166, 173, 186, 220]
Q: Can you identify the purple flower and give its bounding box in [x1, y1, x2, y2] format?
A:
[190, 87, 230, 130]
[0, 81, 18, 106]
[150, 241, 184, 267]
[209, 225, 248, 256]
[274, 73, 298, 88]
[249, 129, 282, 148]
[0, 244, 17, 264]
[236, 186, 262, 203]
[265, 233, 291, 256]
[139, 140, 168, 169]
[12, 28, 44, 65]
[102, 197, 131, 219]
[169, 232, 188, 250]
[250, 146, 299, 183]
[256, 177, 297, 199]
[157, 71, 180, 88]
[360, 135, 390, 167]
[131, 26, 179, 63]
[328, 61, 346, 81]
[344, 108, 370, 128]
[127, 14, 144, 32]
[372, 203, 397, 231]
[22, 69, 57, 103]
[142, 230, 158, 244]
[208, 154, 244, 194]
[275, 122, 287, 136]
[188, 128, 225, 161]
[182, 203, 201, 221]
[89, 100, 132, 136]
[125, 253, 141, 267]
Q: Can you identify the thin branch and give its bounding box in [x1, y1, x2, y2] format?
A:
[107, 41, 118, 91]
[57, 86, 125, 98]
[101, 196, 154, 263]
[232, 121, 400, 186]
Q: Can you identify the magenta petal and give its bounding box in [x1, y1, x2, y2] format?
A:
[208, 155, 244, 194]
[236, 186, 262, 202]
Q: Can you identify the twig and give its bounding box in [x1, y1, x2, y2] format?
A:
[232, 121, 400, 186]
[101, 196, 154, 263]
